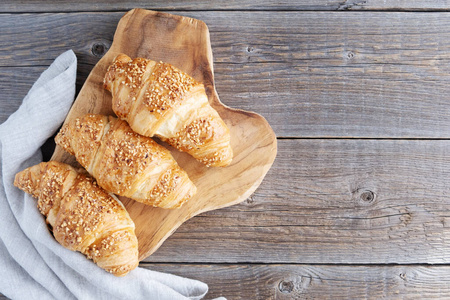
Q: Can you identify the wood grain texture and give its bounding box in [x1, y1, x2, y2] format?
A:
[50, 9, 276, 261]
[0, 67, 47, 124]
[2, 1, 450, 299]
[142, 264, 450, 299]
[3, 263, 450, 299]
[140, 139, 450, 264]
[1, 0, 449, 12]
[1, 12, 450, 138]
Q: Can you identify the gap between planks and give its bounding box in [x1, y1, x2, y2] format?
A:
[139, 262, 450, 267]
[2, 9, 450, 14]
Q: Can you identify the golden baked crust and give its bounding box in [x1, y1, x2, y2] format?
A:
[14, 161, 139, 276]
[55, 114, 196, 209]
[104, 54, 233, 167]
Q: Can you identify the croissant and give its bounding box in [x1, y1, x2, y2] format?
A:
[103, 54, 233, 167]
[55, 114, 196, 209]
[14, 161, 139, 276]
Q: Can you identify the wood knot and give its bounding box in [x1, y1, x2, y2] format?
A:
[91, 42, 108, 58]
[346, 51, 355, 59]
[352, 188, 376, 206]
[360, 190, 375, 203]
[338, 0, 367, 10]
[278, 280, 294, 293]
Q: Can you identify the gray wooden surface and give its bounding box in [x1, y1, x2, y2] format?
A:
[2, 1, 450, 12]
[2, 1, 450, 299]
[2, 12, 450, 138]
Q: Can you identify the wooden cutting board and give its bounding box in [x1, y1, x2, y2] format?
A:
[51, 8, 277, 261]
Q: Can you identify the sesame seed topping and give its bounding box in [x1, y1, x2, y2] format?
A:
[94, 118, 166, 196]
[147, 167, 183, 205]
[142, 62, 197, 114]
[103, 54, 232, 168]
[55, 115, 105, 169]
[14, 161, 138, 276]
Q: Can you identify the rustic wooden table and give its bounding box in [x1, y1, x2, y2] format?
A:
[2, 1, 450, 299]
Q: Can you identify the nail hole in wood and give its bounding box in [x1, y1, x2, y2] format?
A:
[278, 280, 294, 294]
[347, 51, 355, 59]
[246, 46, 254, 53]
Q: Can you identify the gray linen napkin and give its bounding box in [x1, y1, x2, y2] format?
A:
[0, 50, 210, 300]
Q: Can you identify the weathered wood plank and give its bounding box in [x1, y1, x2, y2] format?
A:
[137, 139, 450, 264]
[1, 12, 450, 137]
[140, 264, 450, 299]
[0, 67, 42, 124]
[0, 13, 120, 67]
[0, 1, 449, 12]
[2, 264, 450, 299]
[0, 66, 91, 124]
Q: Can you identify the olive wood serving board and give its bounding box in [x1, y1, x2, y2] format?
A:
[51, 8, 277, 261]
